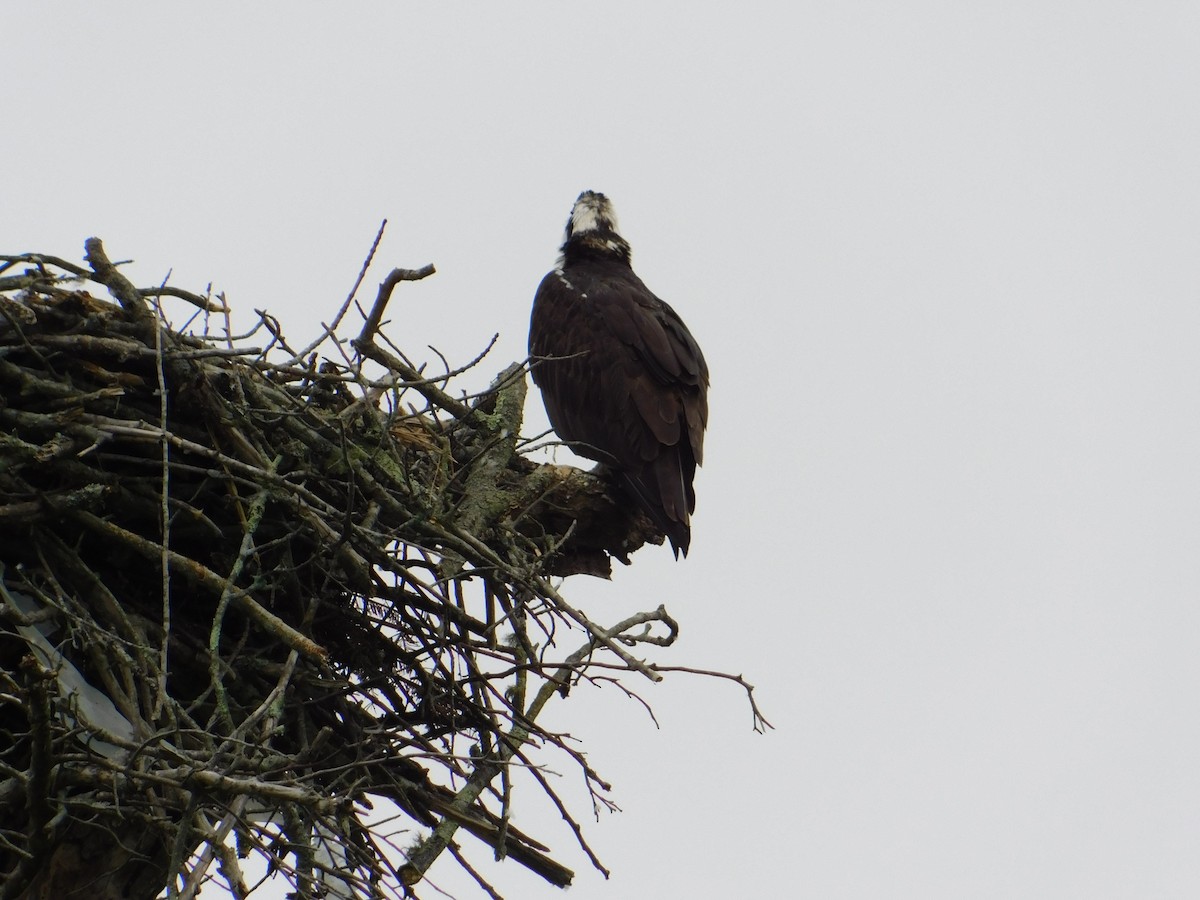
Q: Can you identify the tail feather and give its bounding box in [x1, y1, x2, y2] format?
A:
[619, 454, 692, 558]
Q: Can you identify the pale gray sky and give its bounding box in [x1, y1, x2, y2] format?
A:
[7, 3, 1200, 897]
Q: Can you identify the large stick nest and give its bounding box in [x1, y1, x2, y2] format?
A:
[0, 239, 767, 900]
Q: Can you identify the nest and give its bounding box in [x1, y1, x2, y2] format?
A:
[0, 236, 778, 900]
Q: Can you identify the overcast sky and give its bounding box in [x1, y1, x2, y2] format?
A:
[7, 3, 1200, 898]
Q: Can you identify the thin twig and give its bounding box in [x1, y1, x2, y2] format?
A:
[284, 219, 390, 367]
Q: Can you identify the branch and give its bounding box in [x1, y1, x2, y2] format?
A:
[357, 265, 437, 349]
[71, 510, 327, 661]
[84, 237, 152, 321]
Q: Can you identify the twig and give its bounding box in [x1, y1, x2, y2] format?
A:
[71, 510, 327, 661]
[141, 285, 224, 312]
[357, 265, 436, 348]
[650, 664, 775, 733]
[284, 219, 389, 367]
[152, 288, 173, 723]
[210, 475, 276, 730]
[351, 266, 488, 424]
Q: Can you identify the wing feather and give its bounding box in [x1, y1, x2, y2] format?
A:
[530, 256, 708, 556]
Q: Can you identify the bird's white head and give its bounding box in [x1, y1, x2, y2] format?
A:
[566, 191, 620, 240]
[561, 190, 631, 263]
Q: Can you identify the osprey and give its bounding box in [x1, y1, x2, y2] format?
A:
[529, 191, 709, 557]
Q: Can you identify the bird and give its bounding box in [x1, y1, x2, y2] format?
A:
[528, 191, 709, 557]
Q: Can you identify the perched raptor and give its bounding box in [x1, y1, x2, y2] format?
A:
[529, 191, 709, 557]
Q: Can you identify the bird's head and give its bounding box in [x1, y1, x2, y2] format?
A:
[560, 190, 632, 264]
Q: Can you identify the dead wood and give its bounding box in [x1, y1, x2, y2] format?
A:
[0, 239, 768, 900]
